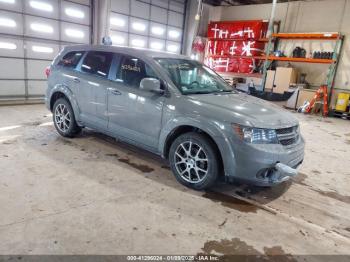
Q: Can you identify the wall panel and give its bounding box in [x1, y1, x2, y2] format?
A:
[61, 1, 91, 25]
[27, 60, 51, 80]
[26, 41, 60, 60]
[0, 80, 25, 96]
[0, 37, 24, 57]
[0, 10, 23, 35]
[28, 80, 47, 96]
[60, 22, 90, 43]
[111, 0, 130, 14]
[24, 0, 60, 19]
[0, 58, 25, 79]
[110, 0, 185, 53]
[25, 15, 60, 40]
[0, 0, 92, 101]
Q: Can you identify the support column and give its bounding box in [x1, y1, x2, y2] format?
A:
[92, 0, 111, 45]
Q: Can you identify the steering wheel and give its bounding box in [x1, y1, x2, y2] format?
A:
[187, 81, 200, 89]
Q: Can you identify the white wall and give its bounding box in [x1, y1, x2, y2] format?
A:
[183, 2, 213, 55]
[209, 0, 350, 93]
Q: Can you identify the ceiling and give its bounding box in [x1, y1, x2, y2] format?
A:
[203, 0, 298, 6]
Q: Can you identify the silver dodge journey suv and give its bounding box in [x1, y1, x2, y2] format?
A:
[45, 45, 305, 190]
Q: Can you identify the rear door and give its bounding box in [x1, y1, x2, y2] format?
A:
[76, 51, 114, 128]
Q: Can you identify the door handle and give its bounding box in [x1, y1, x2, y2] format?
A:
[109, 88, 122, 95]
[73, 78, 80, 83]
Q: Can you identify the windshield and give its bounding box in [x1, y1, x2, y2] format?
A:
[155, 58, 234, 95]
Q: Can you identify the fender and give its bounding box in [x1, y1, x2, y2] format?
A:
[158, 116, 237, 176]
[48, 84, 82, 123]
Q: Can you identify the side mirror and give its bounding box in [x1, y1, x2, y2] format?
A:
[140, 78, 163, 94]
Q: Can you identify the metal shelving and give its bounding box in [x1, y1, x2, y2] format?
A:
[267, 56, 334, 64]
[207, 37, 269, 42]
[261, 32, 344, 104]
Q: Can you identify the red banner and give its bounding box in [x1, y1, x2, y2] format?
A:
[205, 20, 268, 74]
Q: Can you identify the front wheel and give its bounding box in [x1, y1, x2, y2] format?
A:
[169, 132, 219, 190]
[53, 98, 81, 138]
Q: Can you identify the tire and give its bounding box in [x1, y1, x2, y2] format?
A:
[169, 132, 219, 190]
[53, 98, 81, 138]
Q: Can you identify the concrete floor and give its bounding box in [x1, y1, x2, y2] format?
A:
[0, 104, 350, 258]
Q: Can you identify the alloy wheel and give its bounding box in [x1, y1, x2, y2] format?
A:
[54, 104, 71, 133]
[174, 141, 209, 183]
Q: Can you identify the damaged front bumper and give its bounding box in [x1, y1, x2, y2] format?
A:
[221, 135, 305, 186]
[258, 162, 301, 184]
[273, 162, 299, 182]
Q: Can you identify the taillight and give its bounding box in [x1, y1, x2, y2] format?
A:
[45, 67, 51, 78]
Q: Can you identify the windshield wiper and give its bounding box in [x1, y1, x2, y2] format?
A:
[209, 89, 235, 94]
[219, 89, 234, 93]
[185, 91, 213, 94]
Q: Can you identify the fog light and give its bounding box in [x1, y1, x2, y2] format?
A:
[257, 168, 274, 180]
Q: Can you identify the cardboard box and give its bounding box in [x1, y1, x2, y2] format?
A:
[296, 89, 316, 108]
[265, 70, 275, 91]
[273, 67, 297, 94]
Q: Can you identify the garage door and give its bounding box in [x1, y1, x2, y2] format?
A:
[109, 0, 186, 54]
[0, 0, 91, 101]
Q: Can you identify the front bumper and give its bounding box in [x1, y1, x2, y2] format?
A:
[222, 136, 305, 186]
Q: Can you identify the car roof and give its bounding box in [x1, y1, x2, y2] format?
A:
[63, 44, 190, 60]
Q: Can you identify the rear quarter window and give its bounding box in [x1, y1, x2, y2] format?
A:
[58, 51, 85, 68]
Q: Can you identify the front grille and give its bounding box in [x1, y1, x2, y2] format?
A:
[276, 126, 299, 146]
[276, 126, 295, 135]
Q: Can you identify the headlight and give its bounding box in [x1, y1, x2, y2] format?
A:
[232, 124, 278, 144]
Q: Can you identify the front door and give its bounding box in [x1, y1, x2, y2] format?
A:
[107, 54, 164, 150]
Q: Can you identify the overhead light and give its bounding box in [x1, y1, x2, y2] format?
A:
[110, 17, 125, 27]
[131, 39, 145, 47]
[0, 42, 16, 50]
[29, 1, 53, 12]
[111, 35, 125, 45]
[132, 22, 146, 31]
[0, 17, 16, 27]
[32, 45, 53, 53]
[151, 26, 165, 35]
[30, 23, 53, 33]
[65, 8, 85, 19]
[167, 44, 179, 53]
[150, 42, 163, 50]
[0, 0, 15, 4]
[65, 28, 84, 38]
[168, 30, 180, 39]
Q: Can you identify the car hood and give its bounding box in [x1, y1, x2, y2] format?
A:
[187, 92, 299, 129]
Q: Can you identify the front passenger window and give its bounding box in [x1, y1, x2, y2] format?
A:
[117, 55, 158, 88]
[81, 51, 113, 78]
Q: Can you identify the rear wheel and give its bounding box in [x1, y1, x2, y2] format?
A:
[169, 132, 219, 190]
[53, 98, 81, 138]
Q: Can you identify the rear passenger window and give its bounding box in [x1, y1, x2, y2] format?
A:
[117, 55, 158, 88]
[81, 51, 113, 78]
[58, 51, 85, 68]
